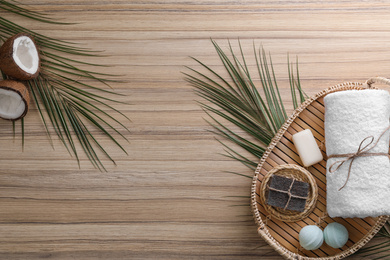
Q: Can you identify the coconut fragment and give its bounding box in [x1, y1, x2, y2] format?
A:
[0, 80, 30, 120]
[0, 33, 40, 80]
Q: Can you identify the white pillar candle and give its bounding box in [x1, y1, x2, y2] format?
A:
[292, 129, 323, 167]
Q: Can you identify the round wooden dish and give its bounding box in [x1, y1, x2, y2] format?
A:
[251, 80, 389, 260]
[260, 164, 318, 223]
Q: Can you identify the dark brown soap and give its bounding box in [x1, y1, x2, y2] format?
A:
[266, 175, 309, 212]
[291, 179, 309, 197]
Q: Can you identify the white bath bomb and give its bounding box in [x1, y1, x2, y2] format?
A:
[299, 225, 324, 250]
[324, 222, 349, 248]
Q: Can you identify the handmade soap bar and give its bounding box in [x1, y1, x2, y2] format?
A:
[266, 175, 309, 212]
[292, 129, 323, 167]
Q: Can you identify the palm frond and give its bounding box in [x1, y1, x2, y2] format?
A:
[0, 1, 129, 170]
[356, 224, 390, 259]
[289, 55, 307, 109]
[185, 40, 306, 169]
[0, 0, 68, 24]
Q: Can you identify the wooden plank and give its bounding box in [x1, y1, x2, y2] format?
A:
[298, 110, 325, 131]
[2, 1, 390, 259]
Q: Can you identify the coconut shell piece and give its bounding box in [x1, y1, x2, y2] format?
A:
[0, 33, 40, 80]
[0, 80, 30, 120]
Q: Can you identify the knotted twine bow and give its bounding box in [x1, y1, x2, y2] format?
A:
[328, 125, 390, 191]
[268, 178, 308, 210]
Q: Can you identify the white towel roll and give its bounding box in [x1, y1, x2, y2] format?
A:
[324, 89, 390, 218]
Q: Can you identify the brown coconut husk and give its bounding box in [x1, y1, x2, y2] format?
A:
[0, 80, 30, 120]
[0, 33, 40, 80]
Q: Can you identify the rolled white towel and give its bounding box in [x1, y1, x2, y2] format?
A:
[324, 89, 390, 218]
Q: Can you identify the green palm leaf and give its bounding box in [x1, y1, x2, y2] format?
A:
[0, 0, 68, 24]
[0, 1, 129, 170]
[356, 224, 390, 259]
[185, 40, 305, 168]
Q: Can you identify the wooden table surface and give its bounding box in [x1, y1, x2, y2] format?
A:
[1, 1, 390, 259]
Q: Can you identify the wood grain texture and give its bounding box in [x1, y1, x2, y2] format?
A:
[1, 0, 390, 259]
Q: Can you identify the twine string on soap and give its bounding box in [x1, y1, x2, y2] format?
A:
[268, 178, 308, 210]
[328, 125, 390, 191]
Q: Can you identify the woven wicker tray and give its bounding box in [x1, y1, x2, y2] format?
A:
[251, 80, 389, 259]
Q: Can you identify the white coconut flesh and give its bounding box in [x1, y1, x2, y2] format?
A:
[12, 36, 39, 75]
[0, 88, 25, 119]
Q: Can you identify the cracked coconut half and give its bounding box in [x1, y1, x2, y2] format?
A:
[0, 80, 30, 120]
[0, 33, 40, 80]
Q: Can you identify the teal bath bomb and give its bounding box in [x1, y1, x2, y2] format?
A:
[299, 225, 324, 250]
[324, 222, 349, 249]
